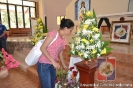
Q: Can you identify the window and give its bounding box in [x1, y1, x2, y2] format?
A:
[8, 0, 22, 5]
[57, 16, 66, 25]
[9, 5, 16, 28]
[31, 8, 35, 18]
[23, 1, 35, 7]
[0, 0, 37, 30]
[0, 0, 7, 3]
[0, 4, 9, 29]
[17, 6, 23, 28]
[128, 0, 133, 12]
[24, 7, 30, 28]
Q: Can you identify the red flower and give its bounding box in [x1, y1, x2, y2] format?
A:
[70, 67, 74, 71]
[73, 71, 77, 76]
[55, 77, 58, 83]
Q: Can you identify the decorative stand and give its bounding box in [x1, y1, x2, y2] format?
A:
[75, 60, 97, 88]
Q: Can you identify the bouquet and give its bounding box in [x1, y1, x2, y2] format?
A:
[0, 48, 20, 70]
[31, 18, 48, 46]
[70, 10, 113, 60]
[67, 66, 79, 88]
[56, 68, 68, 88]
[56, 67, 79, 88]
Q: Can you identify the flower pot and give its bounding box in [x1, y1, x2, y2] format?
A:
[0, 69, 8, 78]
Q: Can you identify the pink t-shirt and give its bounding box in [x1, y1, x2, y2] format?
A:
[38, 30, 66, 64]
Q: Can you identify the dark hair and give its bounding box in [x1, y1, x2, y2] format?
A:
[120, 17, 125, 21]
[80, 1, 85, 9]
[60, 18, 74, 29]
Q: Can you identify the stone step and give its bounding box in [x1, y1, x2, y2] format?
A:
[23, 47, 32, 53]
[26, 65, 41, 88]
[27, 65, 39, 81]
[14, 48, 32, 56]
[13, 51, 29, 72]
[14, 51, 27, 60]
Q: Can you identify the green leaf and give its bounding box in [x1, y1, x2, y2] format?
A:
[93, 9, 97, 25]
[106, 47, 113, 54]
[103, 41, 110, 47]
[100, 33, 102, 41]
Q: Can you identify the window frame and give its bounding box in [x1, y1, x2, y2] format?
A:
[0, 0, 37, 30]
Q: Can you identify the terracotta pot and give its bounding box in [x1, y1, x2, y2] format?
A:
[0, 69, 8, 79]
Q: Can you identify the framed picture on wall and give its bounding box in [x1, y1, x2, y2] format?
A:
[110, 21, 132, 43]
[75, 0, 90, 20]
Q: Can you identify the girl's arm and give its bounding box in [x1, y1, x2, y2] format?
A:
[40, 36, 60, 70]
[59, 51, 68, 70]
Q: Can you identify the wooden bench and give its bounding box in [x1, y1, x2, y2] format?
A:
[9, 28, 32, 37]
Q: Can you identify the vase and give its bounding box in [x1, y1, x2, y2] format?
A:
[0, 69, 8, 78]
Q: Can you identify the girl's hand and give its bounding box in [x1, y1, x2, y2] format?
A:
[52, 61, 60, 70]
[63, 65, 69, 71]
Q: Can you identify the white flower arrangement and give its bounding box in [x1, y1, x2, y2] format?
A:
[70, 10, 113, 60]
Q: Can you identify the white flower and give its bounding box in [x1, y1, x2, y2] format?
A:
[90, 45, 95, 49]
[82, 29, 88, 35]
[83, 53, 88, 58]
[76, 45, 80, 50]
[87, 30, 93, 34]
[72, 50, 75, 54]
[86, 46, 90, 50]
[71, 43, 74, 49]
[98, 49, 102, 52]
[84, 19, 95, 25]
[97, 53, 101, 57]
[80, 44, 85, 49]
[96, 41, 101, 48]
[93, 34, 100, 40]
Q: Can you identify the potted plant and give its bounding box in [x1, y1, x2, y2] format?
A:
[70, 10, 113, 63]
[0, 48, 20, 78]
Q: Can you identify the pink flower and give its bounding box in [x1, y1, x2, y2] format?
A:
[5, 59, 9, 64]
[0, 48, 20, 70]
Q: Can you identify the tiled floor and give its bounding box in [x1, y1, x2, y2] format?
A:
[0, 67, 39, 88]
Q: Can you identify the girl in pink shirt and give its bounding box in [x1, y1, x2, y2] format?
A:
[37, 18, 74, 88]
